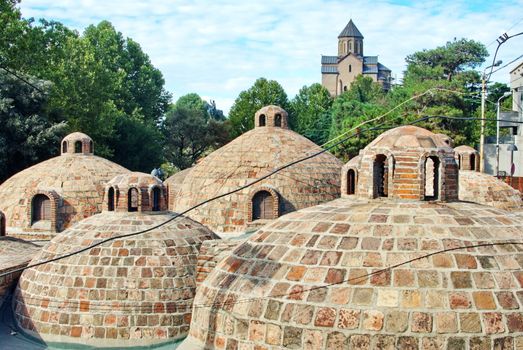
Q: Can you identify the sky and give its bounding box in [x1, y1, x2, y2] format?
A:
[19, 0, 523, 114]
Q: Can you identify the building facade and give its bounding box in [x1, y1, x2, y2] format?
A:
[321, 19, 392, 96]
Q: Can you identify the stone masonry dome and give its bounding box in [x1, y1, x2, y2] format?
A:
[14, 209, 219, 347]
[61, 132, 94, 155]
[182, 197, 523, 350]
[454, 145, 480, 171]
[170, 106, 343, 233]
[349, 125, 458, 201]
[0, 133, 129, 238]
[254, 105, 289, 129]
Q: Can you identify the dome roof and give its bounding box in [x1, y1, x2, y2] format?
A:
[366, 126, 451, 150]
[61, 132, 94, 155]
[345, 154, 361, 168]
[454, 145, 478, 153]
[14, 211, 218, 347]
[255, 105, 289, 129]
[0, 137, 129, 237]
[183, 198, 523, 349]
[172, 124, 343, 233]
[435, 133, 454, 147]
[459, 170, 523, 210]
[107, 171, 162, 189]
[165, 168, 193, 210]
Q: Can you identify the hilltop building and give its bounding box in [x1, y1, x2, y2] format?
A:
[321, 19, 392, 96]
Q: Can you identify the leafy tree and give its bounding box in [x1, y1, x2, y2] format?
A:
[163, 94, 230, 169]
[290, 83, 332, 145]
[0, 70, 67, 181]
[228, 78, 290, 137]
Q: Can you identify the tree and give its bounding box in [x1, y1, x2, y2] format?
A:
[228, 78, 290, 137]
[0, 70, 67, 181]
[163, 94, 230, 169]
[290, 83, 332, 145]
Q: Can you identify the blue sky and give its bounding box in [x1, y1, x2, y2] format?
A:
[19, 0, 523, 113]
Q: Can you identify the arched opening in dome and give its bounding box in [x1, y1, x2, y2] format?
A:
[128, 188, 139, 212]
[347, 169, 356, 195]
[373, 154, 388, 198]
[108, 187, 115, 211]
[89, 140, 93, 153]
[152, 187, 161, 212]
[74, 141, 82, 153]
[275, 114, 282, 127]
[31, 194, 51, 224]
[424, 156, 440, 200]
[62, 141, 68, 154]
[0, 211, 5, 237]
[252, 191, 274, 220]
[458, 154, 462, 170]
[470, 153, 476, 171]
[259, 114, 266, 127]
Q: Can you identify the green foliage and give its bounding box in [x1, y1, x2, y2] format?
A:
[228, 78, 290, 137]
[163, 94, 230, 170]
[290, 83, 333, 145]
[0, 70, 67, 181]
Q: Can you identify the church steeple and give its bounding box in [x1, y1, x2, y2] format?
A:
[337, 19, 364, 57]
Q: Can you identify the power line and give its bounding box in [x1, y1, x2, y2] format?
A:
[491, 53, 523, 75]
[0, 64, 47, 95]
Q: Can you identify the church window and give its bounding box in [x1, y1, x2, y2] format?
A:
[349, 64, 352, 73]
[348, 41, 352, 52]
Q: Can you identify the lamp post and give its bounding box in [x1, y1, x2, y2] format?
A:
[496, 91, 513, 176]
[507, 143, 518, 187]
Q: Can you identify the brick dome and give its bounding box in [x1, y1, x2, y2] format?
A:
[0, 133, 129, 238]
[367, 126, 452, 149]
[170, 106, 343, 233]
[459, 170, 523, 210]
[182, 198, 523, 350]
[13, 210, 218, 347]
[165, 168, 192, 211]
[454, 145, 479, 171]
[61, 132, 94, 155]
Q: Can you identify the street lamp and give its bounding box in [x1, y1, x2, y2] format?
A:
[507, 143, 518, 187]
[496, 91, 513, 176]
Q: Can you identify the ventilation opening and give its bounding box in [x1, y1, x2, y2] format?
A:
[89, 140, 93, 153]
[252, 191, 274, 220]
[259, 114, 266, 127]
[128, 188, 139, 212]
[275, 114, 282, 127]
[62, 141, 68, 153]
[347, 169, 356, 195]
[458, 155, 462, 170]
[373, 154, 388, 198]
[152, 187, 161, 212]
[108, 187, 115, 211]
[32, 194, 51, 223]
[424, 156, 440, 200]
[0, 212, 5, 237]
[469, 154, 476, 171]
[74, 141, 82, 153]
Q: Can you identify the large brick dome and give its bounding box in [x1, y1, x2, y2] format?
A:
[169, 106, 343, 234]
[13, 173, 219, 347]
[0, 132, 129, 238]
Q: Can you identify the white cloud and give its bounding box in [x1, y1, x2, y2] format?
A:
[19, 0, 523, 114]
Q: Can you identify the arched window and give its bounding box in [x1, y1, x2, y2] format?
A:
[469, 154, 476, 171]
[344, 86, 348, 92]
[152, 187, 161, 212]
[32, 194, 51, 223]
[0, 211, 5, 237]
[74, 141, 82, 153]
[108, 187, 115, 211]
[347, 169, 356, 195]
[424, 156, 440, 200]
[128, 188, 139, 212]
[252, 191, 273, 220]
[348, 41, 352, 52]
[349, 64, 352, 73]
[344, 42, 347, 54]
[373, 154, 388, 198]
[89, 140, 93, 153]
[275, 114, 282, 127]
[259, 114, 266, 127]
[62, 141, 68, 153]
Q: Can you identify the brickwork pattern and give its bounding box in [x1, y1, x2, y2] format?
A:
[61, 132, 94, 156]
[196, 239, 242, 288]
[459, 170, 523, 210]
[165, 168, 192, 210]
[13, 211, 218, 347]
[172, 110, 342, 233]
[184, 198, 523, 350]
[0, 134, 128, 238]
[105, 172, 167, 212]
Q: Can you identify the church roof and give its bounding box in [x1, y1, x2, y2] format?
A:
[338, 19, 364, 38]
[321, 55, 338, 64]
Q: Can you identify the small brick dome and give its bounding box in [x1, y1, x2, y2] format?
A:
[255, 105, 289, 129]
[459, 170, 523, 210]
[14, 210, 219, 347]
[182, 198, 523, 350]
[0, 133, 129, 238]
[170, 106, 343, 233]
[61, 132, 94, 155]
[454, 145, 479, 171]
[349, 126, 458, 201]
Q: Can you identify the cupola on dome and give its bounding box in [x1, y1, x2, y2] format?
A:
[255, 105, 289, 128]
[61, 132, 94, 155]
[454, 145, 479, 171]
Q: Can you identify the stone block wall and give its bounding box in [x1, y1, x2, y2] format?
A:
[196, 239, 242, 287]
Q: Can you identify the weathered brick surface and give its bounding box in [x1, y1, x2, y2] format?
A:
[195, 239, 242, 287]
[0, 133, 129, 239]
[168, 106, 342, 234]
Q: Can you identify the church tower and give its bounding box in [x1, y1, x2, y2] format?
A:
[337, 19, 364, 57]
